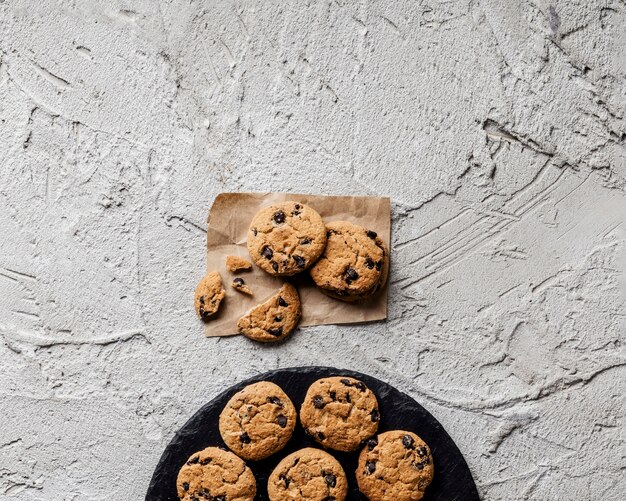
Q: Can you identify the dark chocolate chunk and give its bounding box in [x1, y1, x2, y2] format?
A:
[367, 230, 377, 239]
[345, 392, 351, 403]
[239, 432, 251, 444]
[417, 446, 428, 457]
[271, 261, 279, 272]
[365, 461, 376, 474]
[274, 315, 283, 322]
[199, 457, 212, 465]
[402, 434, 415, 449]
[366, 437, 378, 450]
[324, 473, 337, 488]
[187, 456, 199, 465]
[199, 296, 205, 304]
[182, 482, 189, 491]
[273, 210, 286, 224]
[252, 227, 258, 236]
[300, 237, 311, 245]
[316, 431, 326, 441]
[414, 461, 425, 471]
[261, 246, 273, 260]
[312, 395, 325, 409]
[344, 268, 359, 283]
[340, 378, 353, 386]
[294, 204, 301, 210]
[267, 396, 283, 407]
[365, 257, 375, 269]
[375, 260, 383, 271]
[277, 415, 288, 428]
[329, 391, 336, 401]
[214, 496, 226, 501]
[233, 277, 245, 286]
[292, 255, 305, 268]
[278, 296, 288, 307]
[354, 381, 366, 392]
[268, 327, 283, 337]
[370, 408, 380, 422]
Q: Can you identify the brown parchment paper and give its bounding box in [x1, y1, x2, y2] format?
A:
[204, 192, 391, 336]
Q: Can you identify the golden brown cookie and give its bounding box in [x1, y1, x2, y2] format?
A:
[219, 381, 297, 461]
[226, 255, 252, 272]
[237, 283, 301, 343]
[231, 277, 253, 295]
[194, 271, 225, 320]
[310, 221, 387, 299]
[356, 430, 434, 501]
[268, 448, 348, 501]
[300, 376, 380, 452]
[176, 447, 256, 501]
[247, 202, 327, 276]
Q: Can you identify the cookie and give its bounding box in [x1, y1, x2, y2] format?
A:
[231, 277, 253, 295]
[356, 430, 434, 501]
[237, 283, 301, 343]
[268, 448, 348, 501]
[176, 446, 256, 501]
[219, 381, 297, 461]
[310, 221, 387, 299]
[194, 271, 225, 320]
[300, 376, 380, 452]
[226, 255, 252, 272]
[247, 201, 327, 276]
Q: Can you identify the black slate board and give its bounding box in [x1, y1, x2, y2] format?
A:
[146, 367, 479, 501]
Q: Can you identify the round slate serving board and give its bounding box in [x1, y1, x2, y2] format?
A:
[146, 367, 479, 501]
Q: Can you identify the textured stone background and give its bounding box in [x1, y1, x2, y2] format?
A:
[1, 1, 624, 499]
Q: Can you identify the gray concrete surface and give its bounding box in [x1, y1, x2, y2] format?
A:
[1, 0, 625, 499]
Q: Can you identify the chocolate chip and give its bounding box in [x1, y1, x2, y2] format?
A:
[345, 392, 351, 403]
[300, 238, 310, 245]
[261, 246, 273, 259]
[268, 327, 283, 337]
[274, 315, 283, 322]
[365, 257, 375, 269]
[324, 473, 337, 488]
[375, 260, 383, 271]
[252, 227, 257, 236]
[414, 461, 425, 471]
[402, 434, 415, 449]
[354, 381, 366, 392]
[233, 277, 245, 286]
[277, 415, 288, 428]
[214, 496, 226, 501]
[239, 432, 251, 444]
[279, 473, 290, 487]
[294, 204, 301, 210]
[273, 210, 286, 224]
[312, 395, 325, 409]
[367, 230, 377, 239]
[200, 457, 212, 465]
[340, 378, 353, 386]
[267, 396, 283, 407]
[365, 461, 376, 474]
[293, 457, 300, 465]
[278, 296, 288, 307]
[182, 482, 190, 491]
[344, 268, 359, 283]
[292, 255, 305, 268]
[366, 437, 378, 450]
[317, 431, 326, 441]
[370, 409, 380, 422]
[187, 456, 199, 465]
[271, 261, 279, 272]
[199, 296, 205, 304]
[329, 391, 336, 401]
[417, 446, 428, 457]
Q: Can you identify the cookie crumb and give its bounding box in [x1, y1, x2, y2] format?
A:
[226, 255, 252, 272]
[194, 271, 225, 321]
[231, 277, 253, 295]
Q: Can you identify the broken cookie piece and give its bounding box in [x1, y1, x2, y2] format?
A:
[226, 255, 253, 272]
[194, 271, 225, 320]
[237, 283, 301, 343]
[231, 277, 253, 295]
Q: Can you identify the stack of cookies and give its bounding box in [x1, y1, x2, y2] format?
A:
[176, 376, 434, 501]
[194, 201, 389, 343]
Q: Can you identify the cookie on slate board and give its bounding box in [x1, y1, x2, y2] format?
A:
[194, 271, 225, 320]
[300, 376, 380, 452]
[219, 381, 297, 461]
[176, 446, 256, 501]
[247, 201, 327, 276]
[237, 283, 301, 343]
[310, 221, 387, 300]
[226, 255, 252, 272]
[267, 447, 348, 501]
[356, 430, 434, 501]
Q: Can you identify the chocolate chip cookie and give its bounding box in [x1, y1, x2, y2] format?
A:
[310, 221, 387, 300]
[219, 381, 297, 461]
[247, 202, 327, 276]
[267, 448, 348, 501]
[194, 271, 225, 320]
[176, 446, 256, 501]
[237, 283, 301, 343]
[226, 255, 252, 272]
[356, 430, 434, 501]
[300, 376, 380, 452]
